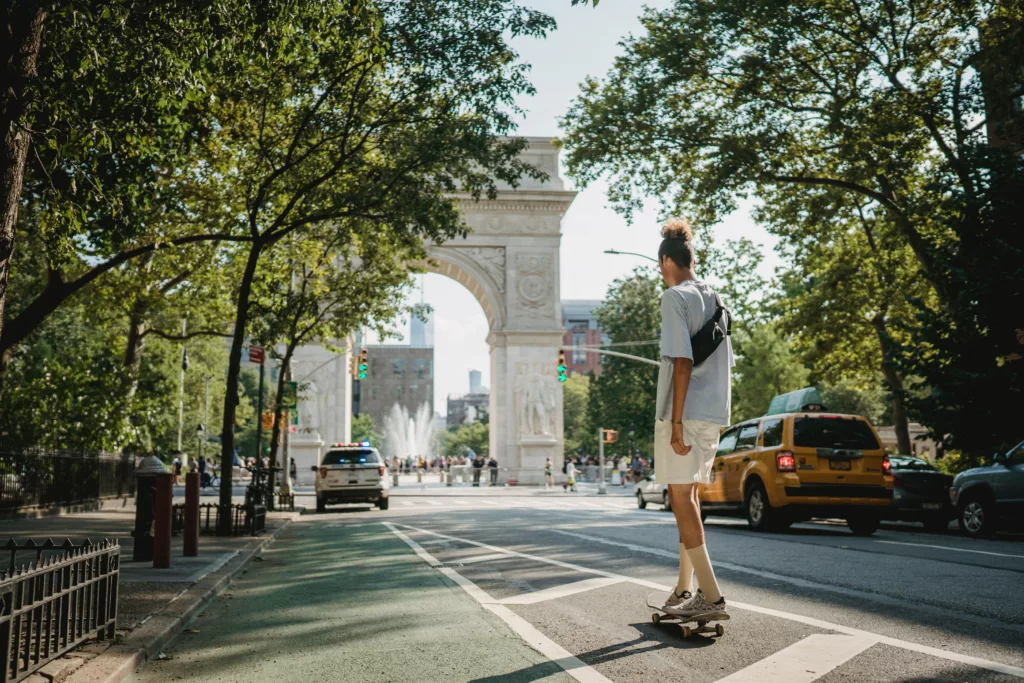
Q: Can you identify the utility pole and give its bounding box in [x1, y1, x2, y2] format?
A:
[203, 376, 211, 461]
[598, 427, 607, 495]
[177, 319, 188, 467]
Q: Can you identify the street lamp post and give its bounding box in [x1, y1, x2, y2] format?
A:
[604, 249, 658, 263]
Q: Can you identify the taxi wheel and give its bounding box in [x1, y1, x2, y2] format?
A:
[377, 497, 390, 511]
[637, 491, 647, 509]
[316, 495, 326, 513]
[847, 514, 881, 536]
[744, 480, 779, 531]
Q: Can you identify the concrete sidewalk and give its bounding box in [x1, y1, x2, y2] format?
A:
[0, 504, 301, 683]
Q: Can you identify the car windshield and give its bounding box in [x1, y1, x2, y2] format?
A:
[793, 417, 880, 450]
[889, 457, 937, 471]
[322, 449, 379, 465]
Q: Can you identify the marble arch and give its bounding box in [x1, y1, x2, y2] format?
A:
[289, 137, 576, 485]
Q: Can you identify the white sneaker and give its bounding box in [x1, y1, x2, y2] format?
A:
[663, 589, 692, 608]
[663, 589, 727, 617]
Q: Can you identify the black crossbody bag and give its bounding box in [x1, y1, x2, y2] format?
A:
[691, 292, 731, 367]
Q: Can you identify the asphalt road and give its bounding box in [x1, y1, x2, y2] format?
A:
[128, 495, 1024, 683]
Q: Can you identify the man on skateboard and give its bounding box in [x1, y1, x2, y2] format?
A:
[654, 218, 734, 620]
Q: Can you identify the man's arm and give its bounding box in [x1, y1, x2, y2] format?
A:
[671, 357, 694, 455]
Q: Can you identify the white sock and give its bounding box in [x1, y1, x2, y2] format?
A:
[685, 543, 722, 602]
[677, 543, 693, 595]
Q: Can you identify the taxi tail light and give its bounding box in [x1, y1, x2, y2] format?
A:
[775, 451, 796, 472]
[378, 465, 386, 476]
[882, 456, 892, 475]
[319, 467, 328, 479]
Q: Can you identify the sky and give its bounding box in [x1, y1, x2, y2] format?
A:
[370, 1, 780, 415]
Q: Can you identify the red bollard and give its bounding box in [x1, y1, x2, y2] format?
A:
[184, 472, 199, 557]
[153, 472, 173, 569]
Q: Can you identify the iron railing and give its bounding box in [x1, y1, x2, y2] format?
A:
[0, 539, 119, 683]
[170, 503, 265, 536]
[0, 448, 134, 512]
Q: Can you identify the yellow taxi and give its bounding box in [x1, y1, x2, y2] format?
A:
[699, 391, 893, 535]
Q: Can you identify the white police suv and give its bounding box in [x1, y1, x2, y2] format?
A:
[313, 443, 389, 512]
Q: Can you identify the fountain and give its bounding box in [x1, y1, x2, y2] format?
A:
[382, 403, 434, 461]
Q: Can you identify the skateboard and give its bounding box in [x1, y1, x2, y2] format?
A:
[647, 592, 728, 638]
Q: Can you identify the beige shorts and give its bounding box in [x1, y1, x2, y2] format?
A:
[654, 419, 721, 485]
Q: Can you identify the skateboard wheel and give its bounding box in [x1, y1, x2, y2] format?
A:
[652, 613, 661, 624]
[715, 624, 725, 637]
[681, 626, 692, 638]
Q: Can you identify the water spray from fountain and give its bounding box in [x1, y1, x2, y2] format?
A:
[382, 403, 433, 460]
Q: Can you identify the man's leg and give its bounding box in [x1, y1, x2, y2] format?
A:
[668, 483, 722, 603]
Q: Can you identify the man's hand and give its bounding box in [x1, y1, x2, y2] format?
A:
[670, 422, 692, 455]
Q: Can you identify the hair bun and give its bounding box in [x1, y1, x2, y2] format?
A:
[661, 217, 693, 241]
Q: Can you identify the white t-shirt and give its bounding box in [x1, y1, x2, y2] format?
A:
[655, 280, 734, 425]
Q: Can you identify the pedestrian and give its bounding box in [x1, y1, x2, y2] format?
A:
[653, 218, 733, 620]
[618, 456, 628, 486]
[289, 457, 297, 483]
[172, 455, 182, 485]
[544, 457, 554, 489]
[565, 459, 578, 492]
[198, 455, 208, 488]
[488, 456, 498, 486]
[472, 454, 484, 486]
[631, 454, 644, 483]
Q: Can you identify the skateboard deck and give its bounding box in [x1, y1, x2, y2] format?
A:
[646, 592, 728, 638]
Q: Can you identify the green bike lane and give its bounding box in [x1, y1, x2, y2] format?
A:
[125, 516, 574, 683]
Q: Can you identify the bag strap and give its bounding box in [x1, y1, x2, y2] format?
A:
[712, 292, 731, 335]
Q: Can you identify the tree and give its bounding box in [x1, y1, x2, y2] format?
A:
[562, 372, 591, 456]
[560, 0, 1024, 456]
[1, 1, 250, 372]
[351, 414, 380, 446]
[732, 325, 809, 422]
[193, 1, 553, 532]
[248, 222, 418, 488]
[819, 381, 887, 426]
[589, 269, 661, 454]
[440, 421, 489, 459]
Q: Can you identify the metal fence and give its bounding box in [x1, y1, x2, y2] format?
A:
[0, 447, 134, 513]
[171, 503, 266, 536]
[0, 539, 119, 683]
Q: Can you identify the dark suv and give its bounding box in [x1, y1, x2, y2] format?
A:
[949, 440, 1024, 538]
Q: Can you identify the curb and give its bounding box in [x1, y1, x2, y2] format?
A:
[0, 498, 132, 521]
[64, 512, 301, 683]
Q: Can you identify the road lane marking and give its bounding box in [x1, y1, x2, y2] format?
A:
[497, 577, 622, 605]
[548, 529, 1024, 637]
[425, 500, 442, 506]
[400, 500, 415, 506]
[714, 634, 876, 683]
[454, 500, 470, 506]
[395, 523, 1024, 679]
[459, 553, 513, 564]
[875, 539, 1024, 560]
[384, 522, 613, 683]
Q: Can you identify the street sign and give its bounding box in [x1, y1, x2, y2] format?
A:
[249, 346, 265, 364]
[282, 381, 298, 409]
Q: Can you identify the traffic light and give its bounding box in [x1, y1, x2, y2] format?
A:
[556, 350, 568, 383]
[358, 348, 369, 380]
[602, 429, 618, 444]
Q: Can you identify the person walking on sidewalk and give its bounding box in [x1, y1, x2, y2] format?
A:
[487, 456, 499, 486]
[653, 218, 733, 620]
[544, 457, 554, 489]
[471, 454, 484, 486]
[565, 459, 579, 492]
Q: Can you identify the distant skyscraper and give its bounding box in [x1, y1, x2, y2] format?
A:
[410, 311, 434, 347]
[469, 370, 482, 394]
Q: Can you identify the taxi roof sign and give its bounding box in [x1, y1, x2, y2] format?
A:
[766, 387, 827, 416]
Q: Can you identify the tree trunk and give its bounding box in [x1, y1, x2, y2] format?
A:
[0, 3, 45, 346]
[122, 299, 148, 406]
[266, 351, 293, 499]
[218, 242, 263, 535]
[872, 316, 912, 455]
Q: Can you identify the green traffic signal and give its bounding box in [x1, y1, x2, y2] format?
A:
[557, 364, 566, 372]
[558, 375, 567, 383]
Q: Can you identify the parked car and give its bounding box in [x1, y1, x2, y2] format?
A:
[949, 439, 1024, 538]
[637, 410, 893, 535]
[634, 474, 707, 521]
[884, 455, 954, 532]
[313, 443, 389, 512]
